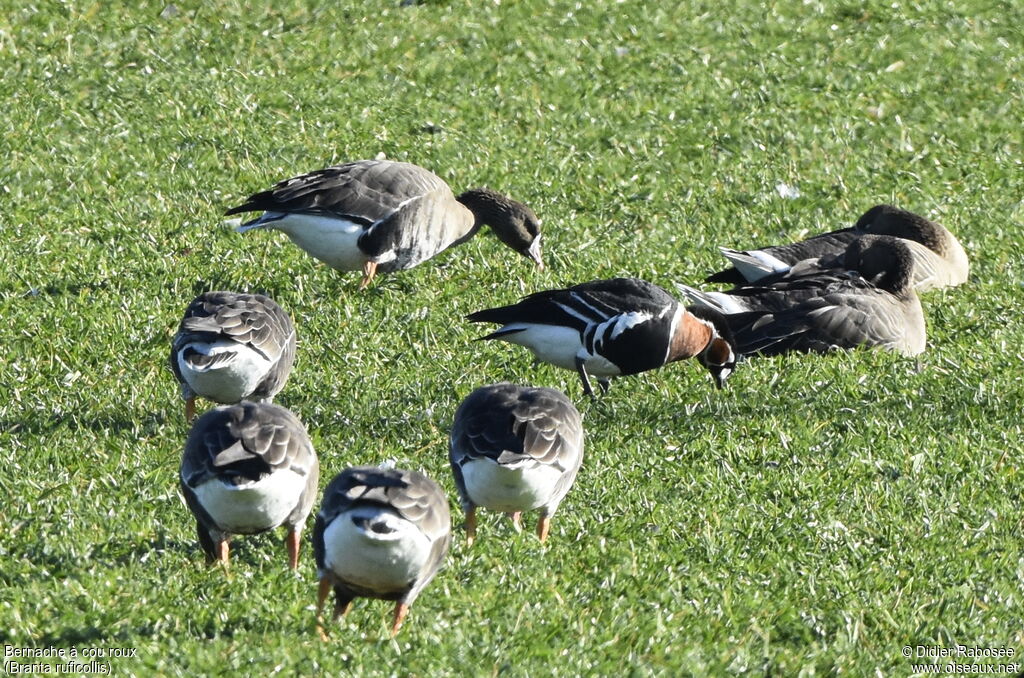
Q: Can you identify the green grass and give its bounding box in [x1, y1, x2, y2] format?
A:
[2, 0, 1023, 675]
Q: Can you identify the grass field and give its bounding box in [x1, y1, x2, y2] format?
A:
[2, 0, 1023, 675]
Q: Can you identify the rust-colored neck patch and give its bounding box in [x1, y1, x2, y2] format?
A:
[668, 311, 712, 363]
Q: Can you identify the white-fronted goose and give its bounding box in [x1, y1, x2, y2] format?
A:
[227, 159, 543, 289]
[466, 277, 738, 397]
[314, 466, 451, 636]
[680, 235, 926, 356]
[170, 291, 296, 422]
[450, 383, 584, 545]
[180, 402, 319, 569]
[706, 204, 969, 292]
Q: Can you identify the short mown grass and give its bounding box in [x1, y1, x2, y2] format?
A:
[2, 1, 1022, 675]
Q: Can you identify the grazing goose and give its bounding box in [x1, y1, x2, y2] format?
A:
[170, 291, 296, 422]
[314, 466, 451, 636]
[705, 204, 969, 292]
[466, 277, 738, 397]
[226, 159, 543, 289]
[450, 383, 584, 545]
[180, 402, 319, 569]
[680, 235, 926, 356]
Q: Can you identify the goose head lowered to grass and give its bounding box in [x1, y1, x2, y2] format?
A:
[467, 277, 738, 397]
[227, 159, 543, 289]
[170, 291, 296, 422]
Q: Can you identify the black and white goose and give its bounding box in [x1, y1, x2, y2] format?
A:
[170, 291, 296, 422]
[450, 383, 584, 545]
[466, 278, 738, 397]
[179, 401, 319, 569]
[680, 235, 926, 356]
[314, 466, 451, 636]
[226, 159, 544, 289]
[706, 204, 969, 292]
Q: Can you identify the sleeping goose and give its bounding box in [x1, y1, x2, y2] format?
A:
[680, 235, 926, 356]
[466, 278, 738, 397]
[314, 466, 451, 636]
[180, 401, 319, 569]
[705, 204, 969, 292]
[226, 159, 543, 289]
[450, 383, 584, 545]
[170, 291, 296, 422]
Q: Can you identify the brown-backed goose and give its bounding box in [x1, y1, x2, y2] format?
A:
[179, 401, 319, 569]
[680, 235, 926, 356]
[227, 159, 543, 289]
[450, 383, 584, 545]
[170, 291, 296, 422]
[314, 466, 451, 636]
[466, 278, 738, 397]
[706, 204, 969, 292]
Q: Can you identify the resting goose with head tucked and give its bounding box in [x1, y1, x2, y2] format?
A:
[179, 402, 319, 569]
[170, 291, 296, 422]
[314, 466, 451, 637]
[466, 277, 738, 397]
[680, 235, 926, 357]
[706, 204, 968, 293]
[449, 383, 584, 545]
[227, 159, 543, 289]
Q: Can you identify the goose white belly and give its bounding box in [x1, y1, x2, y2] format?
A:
[498, 324, 622, 377]
[322, 507, 432, 592]
[461, 457, 563, 512]
[258, 213, 368, 271]
[177, 341, 272, 403]
[193, 470, 307, 534]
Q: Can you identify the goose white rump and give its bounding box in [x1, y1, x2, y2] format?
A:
[322, 507, 433, 592]
[176, 341, 273, 403]
[193, 470, 309, 534]
[461, 458, 563, 513]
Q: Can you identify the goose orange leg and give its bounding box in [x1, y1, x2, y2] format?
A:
[214, 540, 229, 567]
[465, 505, 477, 546]
[391, 602, 410, 636]
[286, 529, 301, 570]
[358, 261, 378, 290]
[537, 514, 551, 543]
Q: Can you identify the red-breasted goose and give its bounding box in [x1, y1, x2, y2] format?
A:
[706, 204, 968, 292]
[170, 291, 296, 422]
[681, 235, 926, 356]
[467, 277, 738, 397]
[450, 383, 583, 545]
[179, 402, 319, 569]
[314, 466, 451, 636]
[227, 160, 543, 289]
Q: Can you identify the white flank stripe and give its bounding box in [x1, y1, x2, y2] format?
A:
[608, 311, 652, 340]
[553, 299, 599, 325]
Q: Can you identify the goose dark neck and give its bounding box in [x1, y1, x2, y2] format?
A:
[856, 205, 945, 254]
[456, 188, 519, 228]
[456, 187, 543, 264]
[844, 235, 915, 296]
